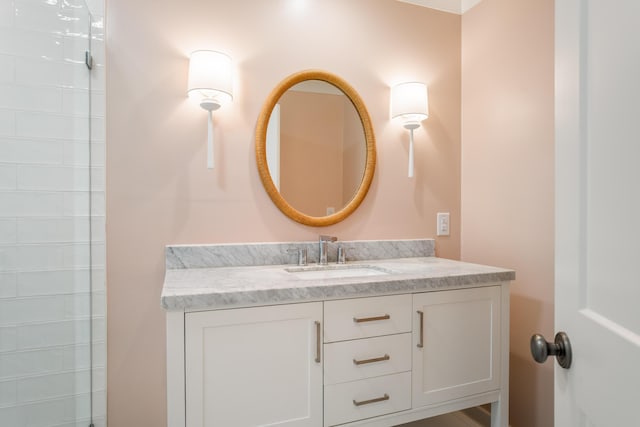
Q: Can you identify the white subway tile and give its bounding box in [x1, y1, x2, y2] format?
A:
[0, 245, 18, 271]
[63, 392, 91, 422]
[88, 36, 105, 67]
[0, 406, 18, 426]
[15, 112, 89, 141]
[0, 84, 62, 112]
[62, 35, 90, 66]
[0, 164, 17, 189]
[14, 0, 89, 37]
[91, 166, 104, 191]
[91, 341, 105, 367]
[0, 219, 17, 243]
[63, 191, 103, 216]
[92, 317, 104, 341]
[0, 272, 17, 298]
[61, 0, 92, 36]
[64, 293, 90, 319]
[0, 295, 66, 325]
[91, 117, 104, 141]
[63, 141, 105, 166]
[61, 60, 91, 90]
[0, 326, 17, 352]
[90, 90, 105, 118]
[17, 319, 90, 349]
[62, 89, 105, 118]
[62, 344, 91, 371]
[0, 109, 15, 136]
[15, 57, 63, 88]
[61, 88, 89, 116]
[91, 267, 104, 292]
[90, 242, 104, 267]
[62, 243, 91, 268]
[0, 55, 15, 83]
[85, 0, 103, 17]
[91, 215, 105, 242]
[0, 379, 16, 406]
[0, 28, 63, 60]
[18, 370, 90, 402]
[15, 398, 69, 427]
[18, 269, 90, 296]
[15, 57, 92, 91]
[17, 165, 90, 191]
[0, 348, 65, 380]
[0, 139, 14, 161]
[0, 191, 65, 217]
[0, 138, 64, 164]
[0, 1, 15, 27]
[15, 244, 65, 270]
[17, 217, 90, 243]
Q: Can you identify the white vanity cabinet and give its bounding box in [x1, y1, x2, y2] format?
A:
[180, 302, 323, 427]
[166, 283, 510, 427]
[323, 294, 413, 426]
[412, 286, 501, 407]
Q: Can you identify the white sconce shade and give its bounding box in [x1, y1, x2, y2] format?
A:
[391, 82, 429, 129]
[187, 50, 234, 169]
[188, 50, 233, 110]
[390, 82, 429, 178]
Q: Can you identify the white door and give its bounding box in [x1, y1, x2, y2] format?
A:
[555, 0, 640, 425]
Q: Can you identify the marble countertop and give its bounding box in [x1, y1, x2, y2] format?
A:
[161, 256, 515, 312]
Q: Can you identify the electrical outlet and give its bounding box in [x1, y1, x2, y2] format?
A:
[437, 212, 450, 236]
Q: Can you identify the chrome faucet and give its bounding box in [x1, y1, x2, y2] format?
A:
[318, 235, 337, 265]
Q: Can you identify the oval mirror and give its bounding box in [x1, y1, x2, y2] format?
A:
[256, 70, 376, 226]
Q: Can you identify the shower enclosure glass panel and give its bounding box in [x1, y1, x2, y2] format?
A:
[0, 1, 105, 426]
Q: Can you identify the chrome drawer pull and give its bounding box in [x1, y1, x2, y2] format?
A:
[353, 314, 390, 323]
[353, 393, 390, 407]
[353, 354, 390, 365]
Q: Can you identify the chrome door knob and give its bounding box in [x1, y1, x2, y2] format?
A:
[530, 331, 572, 369]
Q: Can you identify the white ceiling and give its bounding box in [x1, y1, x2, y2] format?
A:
[396, 0, 483, 15]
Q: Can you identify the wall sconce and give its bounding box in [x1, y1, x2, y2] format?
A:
[390, 82, 429, 178]
[187, 50, 233, 169]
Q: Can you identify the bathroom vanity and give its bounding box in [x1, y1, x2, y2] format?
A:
[162, 239, 514, 427]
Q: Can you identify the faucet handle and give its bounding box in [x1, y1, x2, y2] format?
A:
[319, 235, 338, 242]
[287, 248, 307, 266]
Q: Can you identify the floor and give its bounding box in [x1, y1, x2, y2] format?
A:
[397, 408, 488, 427]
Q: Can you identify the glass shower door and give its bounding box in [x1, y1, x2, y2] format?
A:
[0, 1, 105, 426]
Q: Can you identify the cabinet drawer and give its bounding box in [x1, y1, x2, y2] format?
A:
[324, 294, 412, 342]
[324, 333, 411, 385]
[324, 371, 411, 426]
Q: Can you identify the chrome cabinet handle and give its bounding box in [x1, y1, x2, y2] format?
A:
[353, 393, 389, 407]
[353, 354, 390, 366]
[353, 314, 390, 323]
[315, 321, 321, 363]
[417, 310, 424, 348]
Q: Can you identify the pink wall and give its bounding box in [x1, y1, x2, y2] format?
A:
[461, 1, 555, 426]
[106, 0, 461, 425]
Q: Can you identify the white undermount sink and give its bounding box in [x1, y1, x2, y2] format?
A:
[284, 264, 392, 280]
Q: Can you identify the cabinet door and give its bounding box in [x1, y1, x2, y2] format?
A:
[412, 286, 501, 407]
[185, 302, 323, 427]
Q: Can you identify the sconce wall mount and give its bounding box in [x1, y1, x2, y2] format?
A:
[390, 82, 429, 178]
[187, 50, 233, 169]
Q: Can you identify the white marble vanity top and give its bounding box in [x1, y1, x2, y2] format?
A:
[161, 239, 515, 311]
